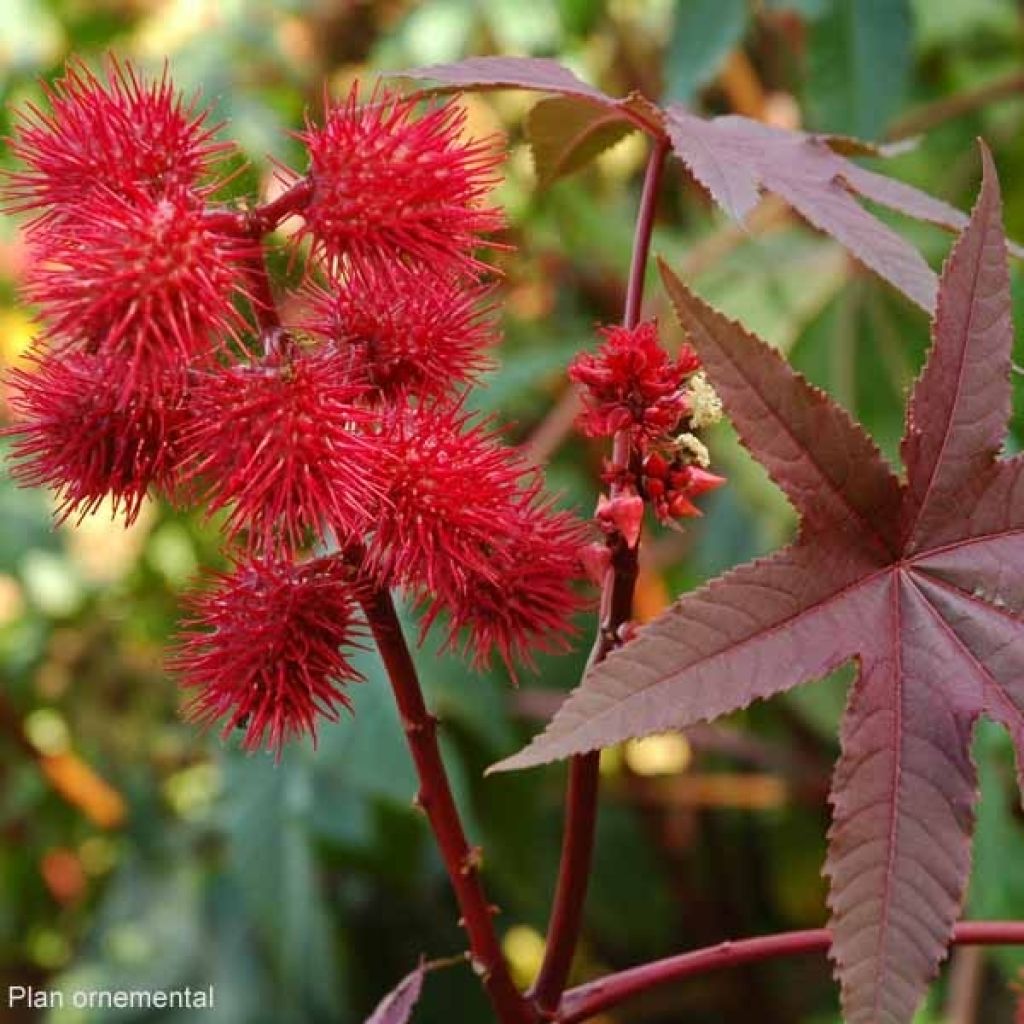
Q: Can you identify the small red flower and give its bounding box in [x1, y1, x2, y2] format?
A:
[289, 84, 504, 277]
[303, 263, 495, 402]
[172, 556, 363, 754]
[641, 451, 726, 524]
[596, 491, 645, 548]
[4, 346, 185, 524]
[368, 403, 524, 594]
[182, 336, 380, 554]
[25, 187, 251, 396]
[569, 320, 699, 441]
[5, 56, 230, 231]
[423, 488, 588, 677]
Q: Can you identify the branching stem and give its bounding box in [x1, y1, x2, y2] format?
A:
[205, 178, 314, 338]
[558, 923, 1024, 1022]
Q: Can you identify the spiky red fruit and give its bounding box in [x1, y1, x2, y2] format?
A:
[423, 488, 588, 677]
[569, 320, 700, 441]
[4, 346, 185, 524]
[182, 337, 380, 553]
[5, 57, 230, 231]
[172, 556, 363, 753]
[303, 263, 495, 402]
[290, 85, 504, 277]
[368, 404, 525, 594]
[25, 188, 251, 395]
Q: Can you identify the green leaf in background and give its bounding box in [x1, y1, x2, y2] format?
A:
[806, 0, 913, 140]
[222, 752, 344, 1023]
[526, 95, 637, 187]
[558, 0, 604, 37]
[665, 0, 749, 104]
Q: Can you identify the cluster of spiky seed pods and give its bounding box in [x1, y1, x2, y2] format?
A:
[2, 58, 722, 753]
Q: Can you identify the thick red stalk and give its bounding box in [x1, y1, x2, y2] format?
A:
[558, 923, 1024, 1022]
[531, 137, 671, 1017]
[361, 587, 535, 1024]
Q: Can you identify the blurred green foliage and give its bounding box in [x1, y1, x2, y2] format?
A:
[1, 1, 1024, 1023]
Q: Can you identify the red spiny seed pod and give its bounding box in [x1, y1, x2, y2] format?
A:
[302, 263, 496, 403]
[568, 320, 699, 442]
[5, 56, 231, 230]
[367, 403, 525, 594]
[182, 336, 381, 554]
[422, 489, 589, 679]
[4, 346, 186, 525]
[171, 556, 363, 754]
[25, 187, 253, 396]
[289, 84, 504, 277]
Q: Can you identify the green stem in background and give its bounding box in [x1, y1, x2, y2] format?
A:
[558, 923, 1024, 1022]
[530, 137, 671, 1018]
[361, 587, 535, 1024]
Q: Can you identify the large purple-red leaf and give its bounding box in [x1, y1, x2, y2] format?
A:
[493, 543, 883, 772]
[393, 56, 613, 104]
[364, 963, 426, 1024]
[659, 265, 903, 555]
[392, 57, 664, 180]
[665, 108, 939, 311]
[500, 149, 1024, 1024]
[843, 161, 1024, 262]
[396, 58, 1022, 309]
[825, 575, 980, 1024]
[902, 146, 1014, 547]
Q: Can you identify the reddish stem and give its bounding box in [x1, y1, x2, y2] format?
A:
[530, 750, 600, 1016]
[531, 137, 670, 1017]
[204, 178, 314, 338]
[623, 138, 670, 332]
[203, 177, 313, 237]
[558, 923, 1024, 1022]
[361, 587, 535, 1024]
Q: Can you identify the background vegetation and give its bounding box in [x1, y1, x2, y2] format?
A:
[1, 1, 1023, 1021]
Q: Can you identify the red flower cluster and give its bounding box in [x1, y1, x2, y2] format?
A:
[571, 320, 725, 538]
[3, 60, 587, 752]
[569, 320, 699, 441]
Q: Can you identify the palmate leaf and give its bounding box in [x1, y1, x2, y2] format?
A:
[497, 147, 1024, 1024]
[394, 56, 1023, 313]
